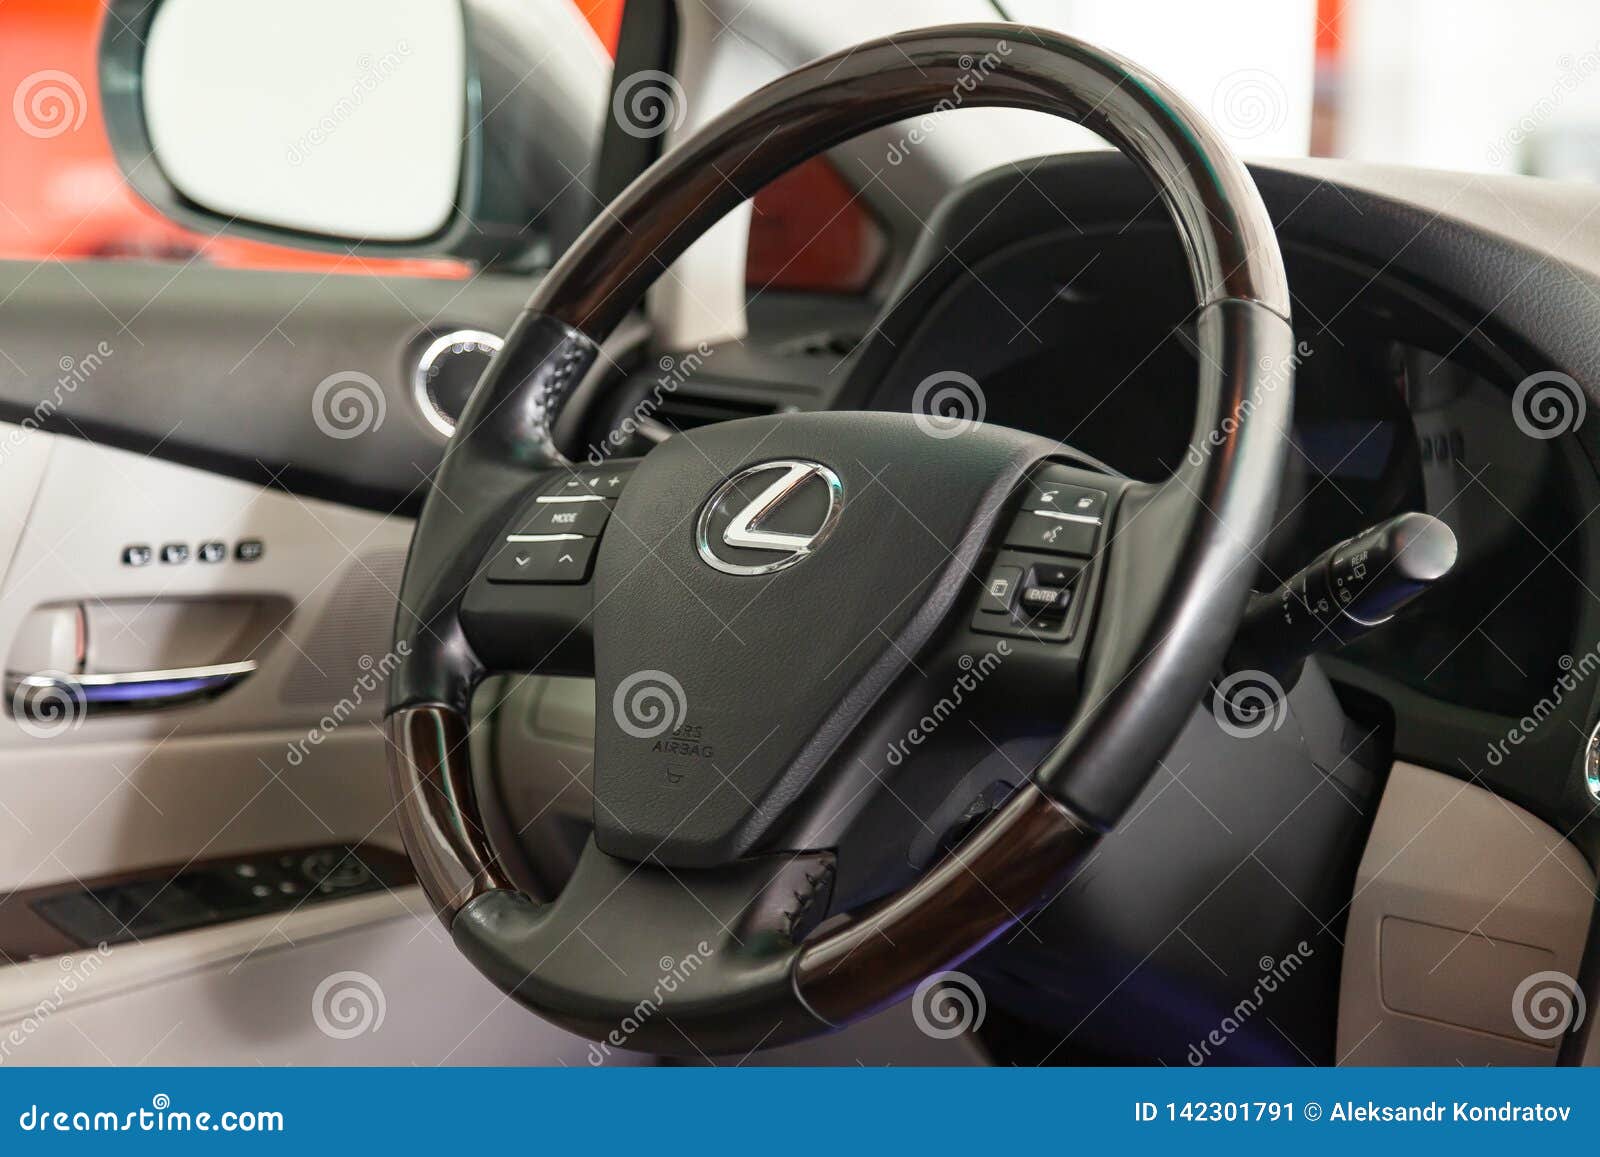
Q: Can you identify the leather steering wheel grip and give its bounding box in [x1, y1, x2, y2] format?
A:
[384, 23, 1293, 1054]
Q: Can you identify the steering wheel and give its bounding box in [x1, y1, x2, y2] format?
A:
[385, 23, 1292, 1056]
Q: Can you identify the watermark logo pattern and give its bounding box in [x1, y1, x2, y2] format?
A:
[311, 971, 386, 1040]
[612, 670, 688, 740]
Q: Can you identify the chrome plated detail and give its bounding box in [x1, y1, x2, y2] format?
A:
[1586, 719, 1600, 802]
[6, 659, 257, 716]
[695, 460, 844, 576]
[1032, 509, 1103, 526]
[413, 329, 504, 437]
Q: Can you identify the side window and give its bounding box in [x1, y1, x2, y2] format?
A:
[746, 156, 887, 295]
[0, 0, 623, 275]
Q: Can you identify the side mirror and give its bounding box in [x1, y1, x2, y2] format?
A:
[99, 0, 610, 266]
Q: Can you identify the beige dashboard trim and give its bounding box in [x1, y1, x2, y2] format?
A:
[1337, 761, 1594, 1065]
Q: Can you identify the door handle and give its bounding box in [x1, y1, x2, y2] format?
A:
[6, 660, 257, 718]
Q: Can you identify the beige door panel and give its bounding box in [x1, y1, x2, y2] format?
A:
[0, 427, 617, 1064]
[0, 428, 415, 885]
[1, 429, 414, 744]
[0, 728, 395, 893]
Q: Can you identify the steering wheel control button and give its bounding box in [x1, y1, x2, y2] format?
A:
[544, 464, 636, 499]
[1026, 478, 1107, 519]
[523, 497, 612, 536]
[1020, 584, 1072, 618]
[1005, 510, 1097, 556]
[487, 535, 596, 583]
[980, 564, 1022, 614]
[1030, 561, 1076, 588]
[235, 539, 264, 562]
[121, 544, 153, 567]
[972, 552, 1085, 641]
[159, 542, 190, 565]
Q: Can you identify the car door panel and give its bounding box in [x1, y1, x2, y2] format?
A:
[0, 417, 620, 1064]
[0, 261, 529, 510]
[0, 225, 646, 1064]
[0, 425, 408, 880]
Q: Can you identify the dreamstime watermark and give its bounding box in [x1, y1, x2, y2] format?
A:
[1511, 370, 1586, 440]
[1212, 668, 1287, 740]
[612, 669, 688, 740]
[311, 970, 386, 1039]
[612, 70, 687, 140]
[1186, 942, 1314, 1064]
[1186, 341, 1311, 466]
[1210, 69, 1288, 141]
[13, 70, 86, 139]
[17, 1094, 283, 1135]
[884, 42, 1012, 165]
[284, 643, 410, 767]
[885, 643, 1010, 767]
[1, 341, 115, 465]
[10, 671, 87, 740]
[585, 342, 713, 464]
[0, 943, 112, 1064]
[1511, 970, 1586, 1041]
[1484, 648, 1600, 767]
[586, 942, 714, 1064]
[1487, 41, 1600, 166]
[911, 970, 987, 1039]
[311, 370, 387, 439]
[286, 42, 413, 166]
[911, 370, 987, 439]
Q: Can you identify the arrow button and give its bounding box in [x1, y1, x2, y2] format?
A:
[486, 536, 597, 584]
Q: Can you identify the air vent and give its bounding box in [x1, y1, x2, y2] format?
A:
[652, 390, 780, 433]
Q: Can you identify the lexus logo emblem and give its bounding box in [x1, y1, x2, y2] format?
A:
[695, 460, 844, 575]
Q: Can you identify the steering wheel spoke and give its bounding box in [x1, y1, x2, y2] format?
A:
[760, 459, 1129, 893]
[459, 462, 640, 678]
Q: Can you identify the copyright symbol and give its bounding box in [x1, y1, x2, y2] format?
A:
[1303, 1102, 1322, 1121]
